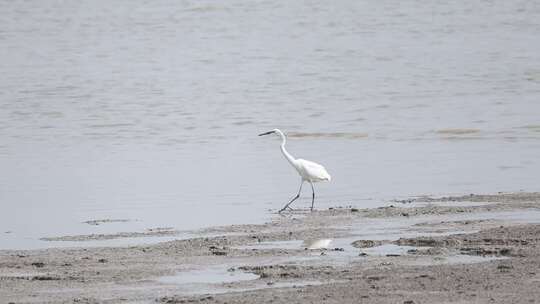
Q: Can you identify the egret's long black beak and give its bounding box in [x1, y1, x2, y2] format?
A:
[258, 131, 274, 136]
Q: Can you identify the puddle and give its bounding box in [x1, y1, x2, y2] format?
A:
[234, 237, 363, 267]
[235, 240, 304, 250]
[406, 200, 497, 208]
[266, 280, 327, 288]
[158, 265, 259, 285]
[236, 237, 417, 263]
[155, 263, 333, 295]
[235, 239, 333, 251]
[361, 244, 417, 256]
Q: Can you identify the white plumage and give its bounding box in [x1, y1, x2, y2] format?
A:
[259, 129, 331, 212]
[296, 158, 332, 182]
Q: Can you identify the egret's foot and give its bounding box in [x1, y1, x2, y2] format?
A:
[278, 206, 296, 213]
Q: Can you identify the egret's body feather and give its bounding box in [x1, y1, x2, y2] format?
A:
[295, 159, 331, 182]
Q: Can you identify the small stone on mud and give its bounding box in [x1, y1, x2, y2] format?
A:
[98, 258, 107, 263]
[31, 262, 45, 268]
[497, 264, 513, 272]
[352, 240, 382, 248]
[199, 296, 213, 301]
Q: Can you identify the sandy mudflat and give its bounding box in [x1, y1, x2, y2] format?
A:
[1, 192, 540, 303]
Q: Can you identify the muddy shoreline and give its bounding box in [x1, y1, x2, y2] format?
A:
[1, 192, 540, 303]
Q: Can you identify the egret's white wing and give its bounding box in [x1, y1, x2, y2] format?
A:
[297, 159, 331, 181]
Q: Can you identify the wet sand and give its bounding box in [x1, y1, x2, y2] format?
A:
[1, 192, 540, 303]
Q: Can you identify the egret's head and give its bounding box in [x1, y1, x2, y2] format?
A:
[258, 128, 281, 137]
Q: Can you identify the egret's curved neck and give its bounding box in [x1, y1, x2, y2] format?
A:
[276, 130, 296, 166]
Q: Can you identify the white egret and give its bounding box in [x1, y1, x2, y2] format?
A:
[258, 129, 331, 213]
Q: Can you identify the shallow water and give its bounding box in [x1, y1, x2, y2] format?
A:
[158, 266, 259, 285]
[361, 244, 417, 256]
[157, 265, 324, 295]
[1, 0, 540, 249]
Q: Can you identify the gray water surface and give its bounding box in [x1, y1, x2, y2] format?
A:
[1, 0, 540, 249]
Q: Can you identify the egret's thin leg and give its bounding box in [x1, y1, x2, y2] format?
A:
[279, 181, 304, 213]
[310, 182, 315, 211]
